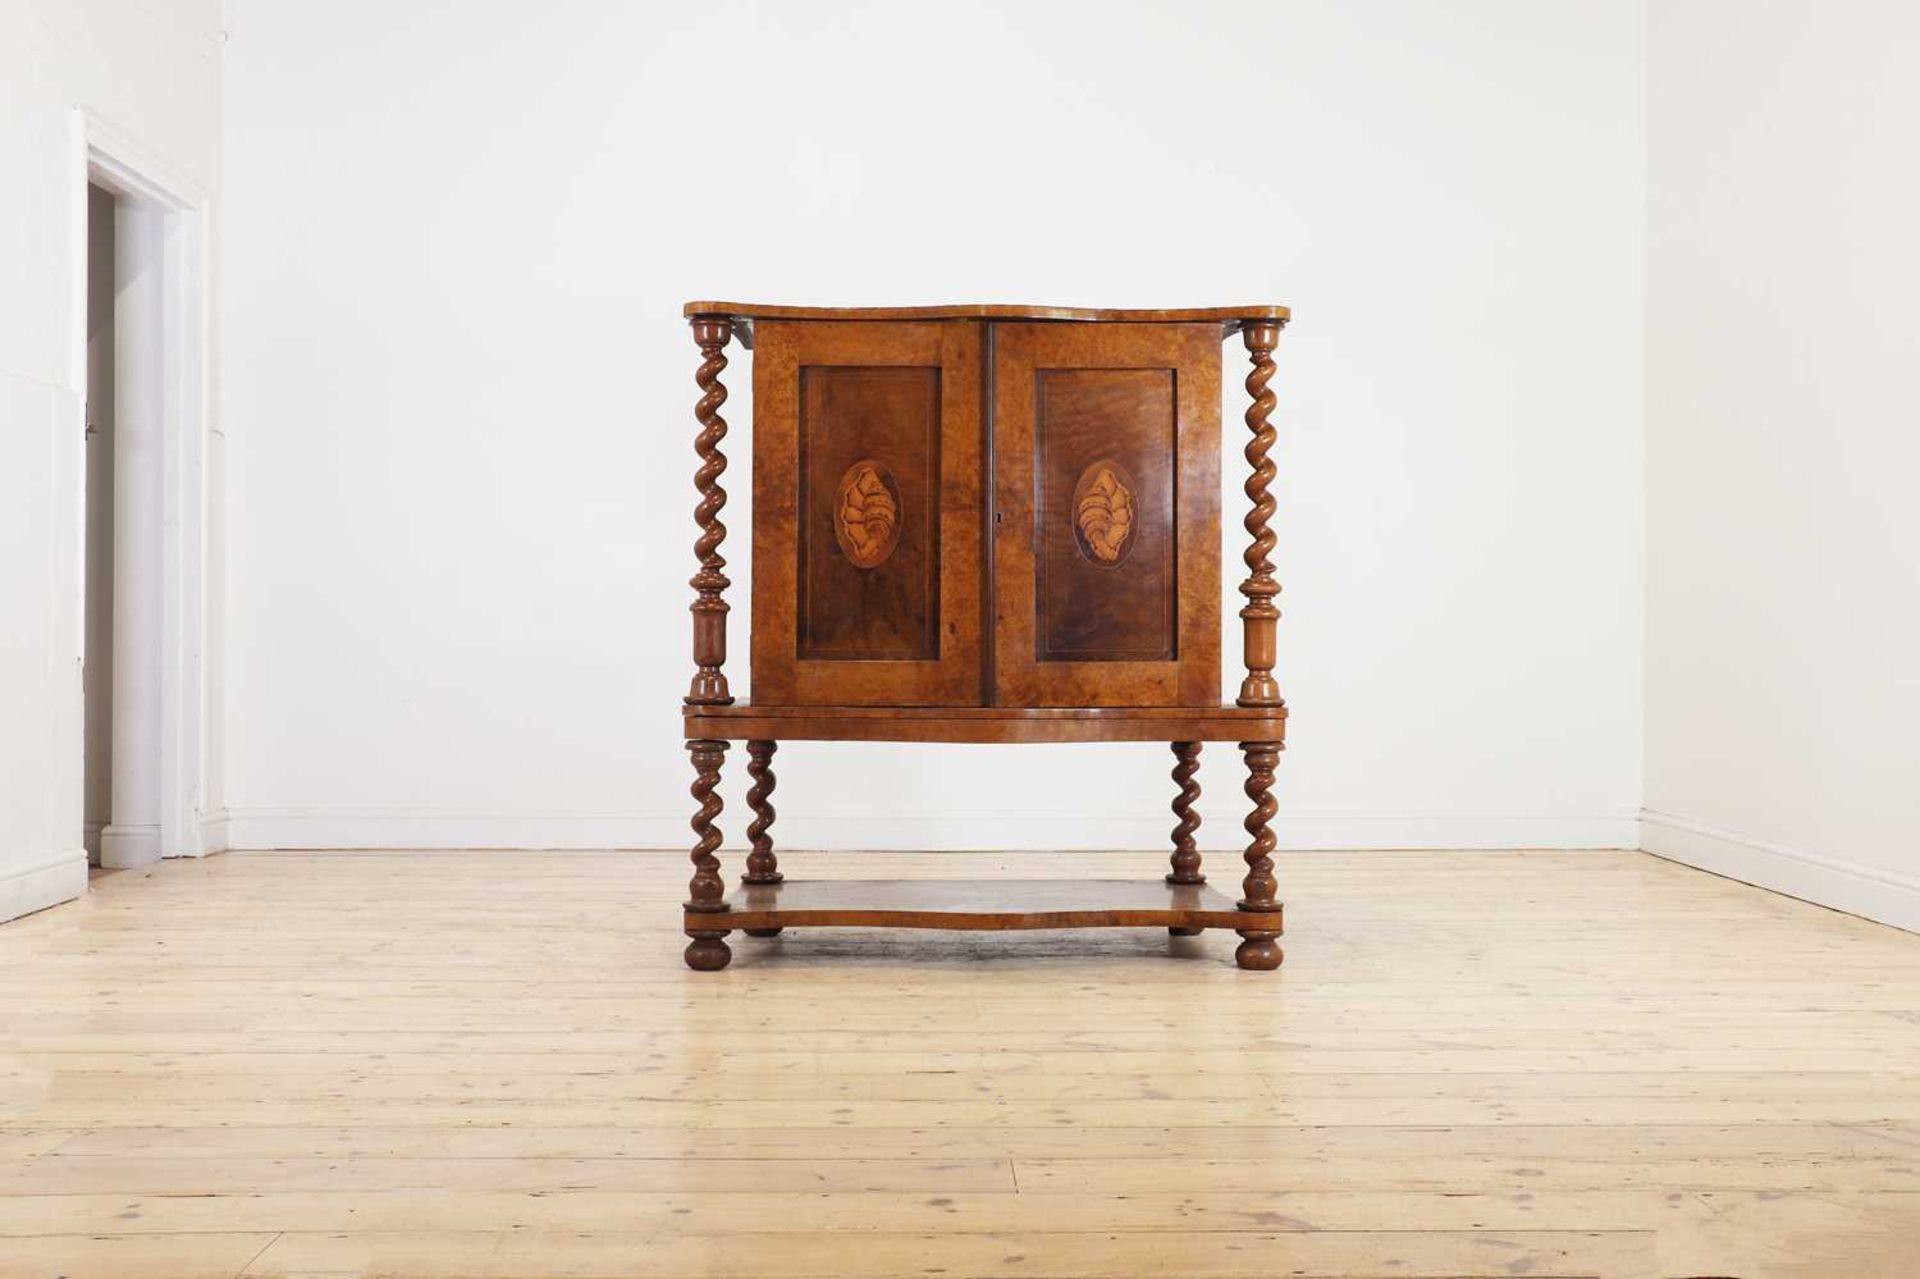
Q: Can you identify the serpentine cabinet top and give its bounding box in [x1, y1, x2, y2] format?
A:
[682, 301, 1291, 346]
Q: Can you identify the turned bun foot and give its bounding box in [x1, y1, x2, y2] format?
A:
[684, 934, 733, 971]
[1168, 926, 1204, 937]
[744, 927, 784, 938]
[1234, 932, 1284, 971]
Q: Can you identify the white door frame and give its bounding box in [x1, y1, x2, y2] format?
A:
[68, 109, 215, 862]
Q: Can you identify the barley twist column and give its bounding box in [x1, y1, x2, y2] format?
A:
[1235, 740, 1284, 970]
[1236, 321, 1288, 707]
[687, 317, 735, 706]
[1166, 742, 1205, 886]
[1165, 741, 1206, 937]
[743, 740, 781, 884]
[740, 740, 784, 937]
[683, 739, 732, 970]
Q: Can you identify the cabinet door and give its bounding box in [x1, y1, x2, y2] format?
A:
[992, 323, 1220, 707]
[751, 320, 984, 706]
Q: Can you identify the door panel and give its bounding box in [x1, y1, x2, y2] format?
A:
[797, 366, 940, 662]
[1036, 368, 1177, 662]
[752, 320, 983, 706]
[993, 323, 1220, 707]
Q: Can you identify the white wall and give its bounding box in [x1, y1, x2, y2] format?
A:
[221, 0, 1645, 853]
[0, 0, 223, 921]
[1643, 3, 1920, 929]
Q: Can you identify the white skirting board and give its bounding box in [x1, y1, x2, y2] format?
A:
[199, 809, 231, 854]
[1641, 809, 1920, 934]
[0, 850, 88, 924]
[222, 805, 1639, 853]
[34, 810, 1912, 936]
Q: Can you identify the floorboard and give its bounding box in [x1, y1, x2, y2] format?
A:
[2, 848, 1918, 1277]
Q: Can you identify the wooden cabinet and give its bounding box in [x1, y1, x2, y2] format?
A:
[680, 302, 1292, 972]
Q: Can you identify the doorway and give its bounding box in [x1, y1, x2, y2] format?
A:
[85, 181, 170, 869]
[83, 184, 116, 863]
[75, 113, 214, 870]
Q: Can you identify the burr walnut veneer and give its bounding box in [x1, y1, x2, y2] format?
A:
[679, 301, 1292, 971]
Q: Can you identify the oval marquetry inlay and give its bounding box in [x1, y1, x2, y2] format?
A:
[1072, 460, 1137, 566]
[834, 460, 902, 569]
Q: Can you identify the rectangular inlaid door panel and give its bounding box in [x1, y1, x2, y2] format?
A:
[752, 320, 983, 705]
[992, 323, 1220, 707]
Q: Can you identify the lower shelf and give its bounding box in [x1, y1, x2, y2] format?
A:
[682, 703, 1287, 744]
[685, 878, 1285, 933]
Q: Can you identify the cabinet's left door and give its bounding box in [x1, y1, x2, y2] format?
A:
[750, 320, 985, 706]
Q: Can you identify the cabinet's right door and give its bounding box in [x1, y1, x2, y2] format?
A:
[992, 323, 1221, 707]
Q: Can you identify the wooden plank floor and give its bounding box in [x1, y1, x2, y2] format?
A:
[3, 849, 1919, 1278]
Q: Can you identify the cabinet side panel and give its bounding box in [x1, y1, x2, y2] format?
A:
[797, 367, 941, 660]
[1035, 369, 1177, 661]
